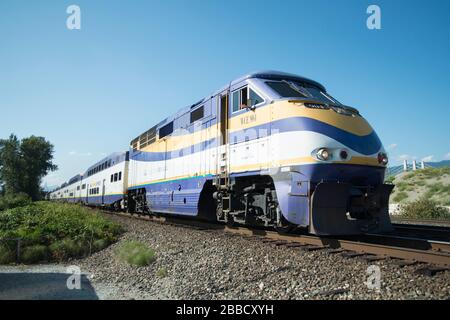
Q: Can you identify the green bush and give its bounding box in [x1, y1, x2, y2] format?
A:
[21, 245, 48, 264]
[393, 191, 408, 203]
[0, 193, 32, 211]
[116, 241, 156, 267]
[49, 239, 85, 261]
[0, 202, 123, 264]
[0, 244, 15, 264]
[384, 176, 395, 184]
[399, 197, 450, 220]
[92, 239, 109, 252]
[156, 267, 168, 278]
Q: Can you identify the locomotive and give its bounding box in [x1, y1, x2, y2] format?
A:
[50, 71, 393, 235]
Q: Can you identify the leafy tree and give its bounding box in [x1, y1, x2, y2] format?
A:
[0, 134, 23, 195]
[0, 134, 57, 200]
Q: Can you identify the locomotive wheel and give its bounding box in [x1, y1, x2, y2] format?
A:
[225, 213, 235, 227]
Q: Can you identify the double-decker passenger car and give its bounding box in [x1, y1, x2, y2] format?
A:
[50, 152, 129, 210]
[51, 71, 393, 235]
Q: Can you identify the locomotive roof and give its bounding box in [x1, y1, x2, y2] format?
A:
[131, 70, 327, 145]
[232, 70, 326, 92]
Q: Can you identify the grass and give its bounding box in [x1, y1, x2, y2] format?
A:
[21, 245, 48, 264]
[156, 267, 168, 278]
[116, 241, 156, 267]
[0, 244, 15, 264]
[0, 201, 123, 264]
[390, 167, 450, 204]
[393, 191, 408, 203]
[399, 197, 450, 220]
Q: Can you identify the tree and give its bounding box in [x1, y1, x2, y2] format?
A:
[0, 134, 23, 195]
[0, 134, 57, 200]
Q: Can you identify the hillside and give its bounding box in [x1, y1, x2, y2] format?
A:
[389, 167, 450, 205]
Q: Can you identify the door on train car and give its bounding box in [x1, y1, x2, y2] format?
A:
[101, 179, 106, 205]
[228, 85, 269, 171]
[216, 92, 229, 182]
[219, 93, 228, 146]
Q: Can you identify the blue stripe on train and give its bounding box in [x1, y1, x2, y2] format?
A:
[142, 175, 208, 216]
[131, 117, 381, 162]
[65, 194, 124, 206]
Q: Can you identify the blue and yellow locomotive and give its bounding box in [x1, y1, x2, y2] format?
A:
[51, 71, 393, 235]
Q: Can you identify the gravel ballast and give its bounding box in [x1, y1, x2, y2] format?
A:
[71, 213, 450, 300]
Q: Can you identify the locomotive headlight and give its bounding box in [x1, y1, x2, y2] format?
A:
[316, 148, 330, 161]
[378, 152, 388, 165]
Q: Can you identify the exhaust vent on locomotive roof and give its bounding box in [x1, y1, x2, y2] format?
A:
[303, 102, 330, 110]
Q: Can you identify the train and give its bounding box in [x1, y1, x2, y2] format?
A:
[50, 71, 394, 235]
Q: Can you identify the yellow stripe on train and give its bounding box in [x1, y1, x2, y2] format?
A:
[140, 100, 374, 154]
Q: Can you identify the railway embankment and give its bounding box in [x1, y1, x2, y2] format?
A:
[70, 213, 450, 299]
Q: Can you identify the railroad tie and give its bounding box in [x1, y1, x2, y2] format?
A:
[360, 255, 387, 262]
[415, 266, 449, 277]
[341, 252, 367, 259]
[298, 245, 328, 252]
[284, 243, 306, 248]
[390, 259, 418, 267]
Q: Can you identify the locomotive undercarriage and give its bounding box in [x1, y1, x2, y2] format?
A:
[124, 173, 393, 235]
[213, 176, 292, 231]
[127, 188, 150, 214]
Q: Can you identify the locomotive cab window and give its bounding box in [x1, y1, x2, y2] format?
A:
[232, 87, 248, 112]
[266, 81, 306, 98]
[266, 81, 341, 105]
[114, 173, 118, 182]
[249, 88, 264, 106]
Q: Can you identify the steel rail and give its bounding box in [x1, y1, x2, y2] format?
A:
[391, 217, 450, 226]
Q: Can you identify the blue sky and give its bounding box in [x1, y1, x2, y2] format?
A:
[0, 0, 449, 187]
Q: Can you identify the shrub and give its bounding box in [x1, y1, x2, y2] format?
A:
[0, 193, 32, 211]
[116, 241, 156, 267]
[21, 245, 48, 264]
[393, 191, 408, 203]
[395, 182, 406, 191]
[49, 239, 85, 261]
[399, 197, 450, 220]
[384, 176, 395, 184]
[156, 267, 168, 278]
[92, 239, 109, 252]
[0, 202, 123, 264]
[0, 244, 15, 264]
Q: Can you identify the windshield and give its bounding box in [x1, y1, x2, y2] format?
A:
[265, 81, 341, 105]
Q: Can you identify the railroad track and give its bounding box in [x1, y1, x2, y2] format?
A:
[109, 211, 450, 272]
[391, 216, 450, 226]
[391, 223, 450, 242]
